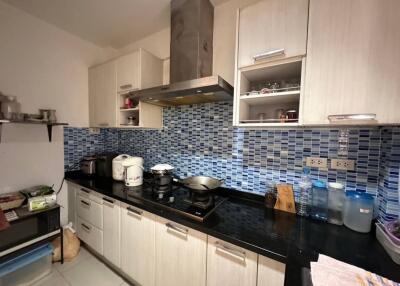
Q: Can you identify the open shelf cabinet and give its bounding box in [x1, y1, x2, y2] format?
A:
[0, 121, 68, 142]
[234, 57, 305, 127]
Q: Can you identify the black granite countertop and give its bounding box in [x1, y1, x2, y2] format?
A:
[65, 171, 400, 285]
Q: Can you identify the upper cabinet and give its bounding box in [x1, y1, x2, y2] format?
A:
[303, 0, 400, 125]
[237, 0, 309, 68]
[89, 48, 164, 129]
[89, 60, 117, 128]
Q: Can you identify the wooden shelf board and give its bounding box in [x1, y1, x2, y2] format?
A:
[119, 108, 139, 112]
[240, 91, 300, 105]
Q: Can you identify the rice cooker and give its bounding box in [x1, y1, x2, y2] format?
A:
[122, 157, 144, 187]
[112, 154, 132, 181]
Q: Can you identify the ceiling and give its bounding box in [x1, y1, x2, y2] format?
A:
[3, 0, 231, 49]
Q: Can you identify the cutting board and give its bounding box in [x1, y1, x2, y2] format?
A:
[274, 184, 296, 214]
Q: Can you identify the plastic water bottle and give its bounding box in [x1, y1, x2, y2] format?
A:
[297, 167, 312, 216]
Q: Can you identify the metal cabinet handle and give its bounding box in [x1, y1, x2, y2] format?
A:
[215, 241, 246, 262]
[120, 84, 133, 90]
[98, 123, 109, 127]
[80, 188, 90, 194]
[103, 197, 114, 206]
[166, 222, 188, 236]
[127, 207, 143, 218]
[253, 48, 285, 61]
[80, 200, 90, 207]
[328, 113, 376, 122]
[81, 223, 91, 232]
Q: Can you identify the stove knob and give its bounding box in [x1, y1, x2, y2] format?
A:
[169, 197, 175, 203]
[158, 193, 164, 200]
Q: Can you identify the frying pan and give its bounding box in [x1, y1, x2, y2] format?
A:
[177, 176, 224, 194]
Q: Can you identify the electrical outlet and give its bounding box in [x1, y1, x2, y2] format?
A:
[331, 159, 355, 171]
[89, 128, 100, 135]
[306, 157, 328, 169]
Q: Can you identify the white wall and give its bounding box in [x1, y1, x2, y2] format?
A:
[0, 1, 114, 223]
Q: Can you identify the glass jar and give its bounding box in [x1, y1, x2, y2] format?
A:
[264, 181, 277, 209]
[310, 180, 328, 221]
[327, 182, 345, 225]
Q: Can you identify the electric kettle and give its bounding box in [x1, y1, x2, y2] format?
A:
[122, 157, 144, 187]
[112, 154, 132, 181]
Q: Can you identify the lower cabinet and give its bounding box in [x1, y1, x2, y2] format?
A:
[155, 216, 207, 286]
[257, 255, 286, 286]
[102, 197, 121, 268]
[207, 236, 258, 286]
[120, 203, 156, 286]
[76, 216, 103, 255]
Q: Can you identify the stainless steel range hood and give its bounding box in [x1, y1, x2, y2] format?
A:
[129, 0, 233, 106]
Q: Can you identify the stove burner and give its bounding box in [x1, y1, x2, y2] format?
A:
[184, 191, 215, 210]
[151, 174, 172, 195]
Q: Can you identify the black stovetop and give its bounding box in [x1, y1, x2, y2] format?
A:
[123, 179, 227, 222]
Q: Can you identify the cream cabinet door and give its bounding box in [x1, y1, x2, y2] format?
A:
[155, 217, 207, 286]
[116, 51, 140, 92]
[303, 0, 400, 125]
[257, 255, 286, 286]
[206, 236, 257, 286]
[238, 0, 309, 68]
[89, 61, 117, 127]
[121, 204, 156, 286]
[102, 198, 121, 268]
[67, 183, 77, 229]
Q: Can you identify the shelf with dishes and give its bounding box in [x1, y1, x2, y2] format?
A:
[117, 92, 163, 129]
[234, 57, 305, 127]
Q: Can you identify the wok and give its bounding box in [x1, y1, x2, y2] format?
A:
[178, 176, 224, 194]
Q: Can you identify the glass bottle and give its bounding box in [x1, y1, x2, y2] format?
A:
[264, 181, 277, 208]
[297, 167, 312, 216]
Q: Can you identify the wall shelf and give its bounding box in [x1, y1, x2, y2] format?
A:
[0, 121, 68, 142]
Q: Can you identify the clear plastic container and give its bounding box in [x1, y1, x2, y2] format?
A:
[310, 180, 328, 221]
[0, 244, 53, 286]
[343, 191, 374, 233]
[376, 223, 400, 265]
[297, 167, 312, 217]
[327, 182, 345, 225]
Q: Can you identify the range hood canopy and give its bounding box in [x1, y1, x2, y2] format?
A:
[130, 0, 233, 106]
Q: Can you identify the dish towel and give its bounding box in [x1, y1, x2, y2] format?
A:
[311, 254, 400, 286]
[0, 209, 10, 231]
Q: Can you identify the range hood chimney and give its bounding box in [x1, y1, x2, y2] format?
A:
[130, 0, 233, 106]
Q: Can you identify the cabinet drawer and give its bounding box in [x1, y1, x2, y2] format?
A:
[77, 187, 103, 204]
[77, 217, 103, 255]
[77, 195, 103, 229]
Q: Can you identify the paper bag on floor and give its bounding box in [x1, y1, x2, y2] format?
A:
[52, 223, 80, 262]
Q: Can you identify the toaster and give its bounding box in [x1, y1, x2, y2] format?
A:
[80, 156, 96, 175]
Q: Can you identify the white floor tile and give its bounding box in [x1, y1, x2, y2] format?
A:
[62, 256, 124, 286]
[30, 270, 70, 286]
[54, 247, 91, 273]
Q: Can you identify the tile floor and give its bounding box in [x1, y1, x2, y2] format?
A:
[31, 247, 130, 286]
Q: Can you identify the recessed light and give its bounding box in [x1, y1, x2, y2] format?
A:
[196, 90, 202, 93]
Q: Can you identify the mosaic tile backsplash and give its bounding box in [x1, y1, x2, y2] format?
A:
[64, 102, 400, 221]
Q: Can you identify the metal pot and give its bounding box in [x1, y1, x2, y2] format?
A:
[178, 176, 224, 194]
[151, 164, 174, 187]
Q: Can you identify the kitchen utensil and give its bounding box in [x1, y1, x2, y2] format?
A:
[112, 154, 132, 181]
[178, 176, 224, 193]
[327, 182, 345, 225]
[122, 157, 144, 187]
[270, 82, 280, 92]
[285, 109, 298, 120]
[310, 180, 328, 221]
[80, 156, 96, 175]
[264, 181, 277, 208]
[151, 164, 174, 190]
[1, 96, 20, 120]
[96, 153, 117, 177]
[274, 184, 296, 213]
[127, 116, 136, 125]
[343, 191, 374, 233]
[376, 223, 400, 265]
[275, 108, 285, 120]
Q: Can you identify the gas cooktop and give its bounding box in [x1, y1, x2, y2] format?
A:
[123, 179, 227, 222]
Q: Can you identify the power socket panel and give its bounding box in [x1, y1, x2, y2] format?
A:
[306, 157, 328, 169]
[331, 159, 355, 171]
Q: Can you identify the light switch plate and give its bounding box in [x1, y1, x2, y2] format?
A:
[331, 159, 355, 171]
[306, 157, 328, 169]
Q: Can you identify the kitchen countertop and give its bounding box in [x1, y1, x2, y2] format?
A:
[65, 171, 400, 285]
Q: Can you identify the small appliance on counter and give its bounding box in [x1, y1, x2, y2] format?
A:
[122, 157, 144, 187]
[80, 155, 96, 175]
[150, 164, 174, 194]
[112, 154, 132, 181]
[20, 186, 56, 212]
[96, 153, 117, 177]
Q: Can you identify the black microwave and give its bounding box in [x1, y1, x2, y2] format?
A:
[0, 206, 60, 262]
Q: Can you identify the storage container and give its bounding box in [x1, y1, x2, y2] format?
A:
[376, 223, 400, 265]
[327, 182, 345, 225]
[343, 191, 374, 233]
[310, 180, 328, 221]
[0, 244, 53, 286]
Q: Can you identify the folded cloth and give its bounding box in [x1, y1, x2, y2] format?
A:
[0, 208, 10, 231]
